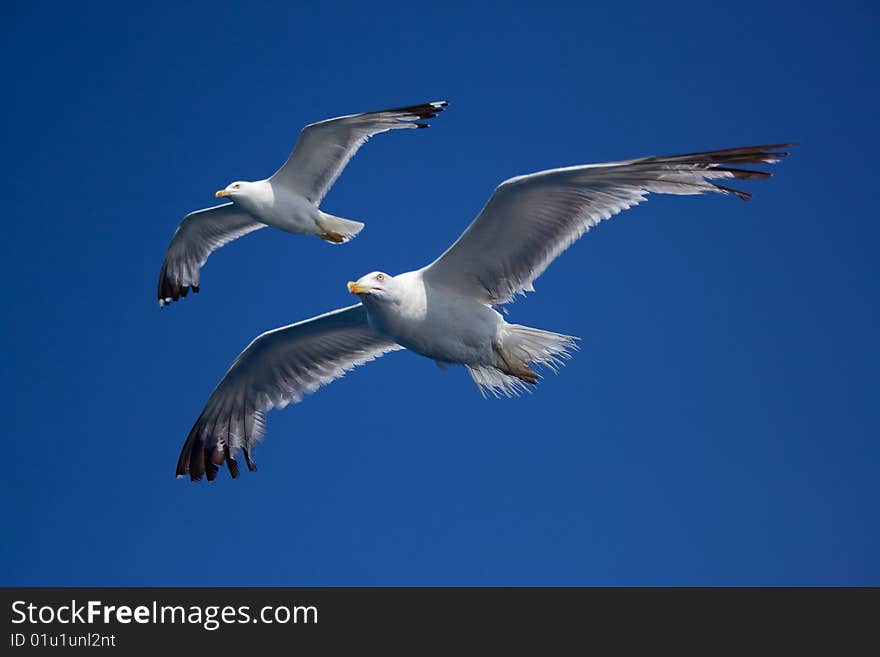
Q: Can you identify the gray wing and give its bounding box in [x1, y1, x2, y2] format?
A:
[269, 101, 447, 204]
[175, 304, 404, 481]
[422, 144, 792, 305]
[158, 203, 265, 306]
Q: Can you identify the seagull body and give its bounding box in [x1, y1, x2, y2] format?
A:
[175, 144, 793, 481]
[216, 179, 347, 241]
[353, 270, 562, 385]
[157, 101, 447, 306]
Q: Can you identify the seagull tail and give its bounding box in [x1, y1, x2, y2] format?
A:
[468, 324, 580, 398]
[316, 213, 365, 244]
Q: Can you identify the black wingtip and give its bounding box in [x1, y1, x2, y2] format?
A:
[714, 184, 753, 201]
[381, 100, 449, 122]
[648, 143, 797, 167]
[176, 408, 259, 482]
[158, 261, 201, 307]
[640, 143, 794, 202]
[223, 443, 240, 479]
[243, 448, 257, 472]
[157, 282, 198, 307]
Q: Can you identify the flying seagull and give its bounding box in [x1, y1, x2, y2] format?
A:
[175, 143, 792, 481]
[157, 101, 448, 306]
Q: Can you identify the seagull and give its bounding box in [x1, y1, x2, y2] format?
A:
[157, 101, 448, 306]
[175, 143, 793, 481]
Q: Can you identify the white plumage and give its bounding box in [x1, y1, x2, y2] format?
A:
[176, 143, 792, 481]
[157, 101, 447, 306]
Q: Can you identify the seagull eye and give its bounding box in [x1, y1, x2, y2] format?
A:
[233, 184, 240, 189]
[376, 274, 384, 281]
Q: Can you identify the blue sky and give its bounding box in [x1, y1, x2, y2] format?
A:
[2, 0, 877, 585]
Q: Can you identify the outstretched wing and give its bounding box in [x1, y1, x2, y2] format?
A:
[158, 203, 265, 306]
[270, 101, 447, 204]
[423, 144, 792, 305]
[176, 304, 403, 481]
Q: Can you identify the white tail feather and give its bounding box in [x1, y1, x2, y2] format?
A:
[468, 324, 579, 398]
[319, 214, 365, 243]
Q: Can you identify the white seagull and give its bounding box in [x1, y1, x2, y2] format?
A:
[175, 143, 792, 481]
[157, 101, 448, 306]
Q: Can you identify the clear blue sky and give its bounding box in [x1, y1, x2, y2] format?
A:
[2, 0, 877, 585]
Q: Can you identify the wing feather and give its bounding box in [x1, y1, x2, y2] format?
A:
[158, 203, 265, 306]
[175, 304, 403, 481]
[270, 101, 447, 203]
[423, 144, 792, 304]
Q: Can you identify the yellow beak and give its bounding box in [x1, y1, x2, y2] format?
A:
[347, 281, 369, 295]
[215, 190, 230, 198]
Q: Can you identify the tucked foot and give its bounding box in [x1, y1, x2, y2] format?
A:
[493, 342, 539, 385]
[314, 215, 363, 244]
[318, 231, 347, 244]
[512, 366, 539, 385]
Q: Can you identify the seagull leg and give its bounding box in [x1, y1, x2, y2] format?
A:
[314, 218, 347, 244]
[492, 341, 539, 385]
[318, 231, 346, 244]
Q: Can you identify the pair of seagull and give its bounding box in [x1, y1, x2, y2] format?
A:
[158, 100, 791, 481]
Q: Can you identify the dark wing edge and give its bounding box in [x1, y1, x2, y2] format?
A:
[423, 143, 794, 305]
[174, 304, 403, 481]
[157, 204, 265, 306]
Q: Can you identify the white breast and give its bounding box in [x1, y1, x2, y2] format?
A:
[365, 271, 503, 366]
[244, 181, 319, 234]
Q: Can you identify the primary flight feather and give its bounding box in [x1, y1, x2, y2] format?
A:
[175, 143, 792, 481]
[157, 101, 447, 306]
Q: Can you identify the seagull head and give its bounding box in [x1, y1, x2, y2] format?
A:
[215, 181, 252, 199]
[347, 271, 392, 298]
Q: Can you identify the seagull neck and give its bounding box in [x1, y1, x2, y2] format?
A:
[235, 180, 273, 212]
